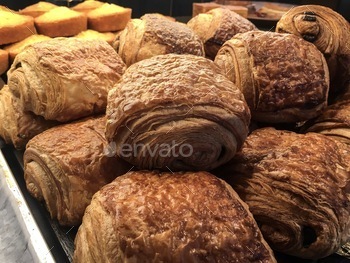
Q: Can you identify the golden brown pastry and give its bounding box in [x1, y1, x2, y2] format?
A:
[0, 85, 57, 150]
[0, 11, 36, 45]
[106, 54, 250, 171]
[187, 7, 257, 59]
[75, 29, 115, 45]
[19, 1, 58, 18]
[74, 170, 277, 263]
[115, 14, 205, 66]
[7, 38, 126, 122]
[87, 3, 131, 32]
[303, 91, 350, 144]
[34, 6, 87, 37]
[214, 127, 350, 259]
[214, 31, 329, 123]
[276, 5, 350, 95]
[24, 116, 132, 226]
[4, 34, 51, 63]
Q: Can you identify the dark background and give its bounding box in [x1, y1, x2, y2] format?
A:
[1, 0, 349, 20]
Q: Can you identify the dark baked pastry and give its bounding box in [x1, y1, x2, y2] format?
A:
[114, 13, 205, 66]
[214, 31, 329, 123]
[0, 85, 57, 150]
[214, 127, 350, 259]
[106, 54, 250, 171]
[24, 116, 132, 226]
[187, 7, 257, 59]
[7, 38, 126, 122]
[74, 170, 277, 263]
[276, 5, 350, 95]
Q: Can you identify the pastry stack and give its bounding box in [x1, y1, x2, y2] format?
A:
[0, 3, 349, 263]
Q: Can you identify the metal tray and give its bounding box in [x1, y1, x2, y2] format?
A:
[1, 142, 349, 263]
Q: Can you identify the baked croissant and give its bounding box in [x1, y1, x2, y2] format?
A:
[214, 127, 350, 259]
[214, 31, 329, 123]
[0, 85, 57, 150]
[303, 91, 350, 144]
[106, 54, 250, 171]
[74, 170, 277, 263]
[24, 116, 132, 226]
[7, 38, 126, 122]
[114, 13, 205, 66]
[187, 7, 257, 59]
[276, 5, 350, 95]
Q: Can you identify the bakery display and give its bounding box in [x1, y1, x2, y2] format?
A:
[19, 1, 57, 18]
[276, 5, 350, 95]
[24, 116, 132, 226]
[0, 10, 36, 45]
[214, 31, 329, 123]
[34, 6, 87, 37]
[71, 0, 104, 14]
[4, 34, 51, 63]
[7, 37, 126, 122]
[0, 85, 57, 150]
[114, 14, 205, 66]
[74, 170, 277, 262]
[187, 7, 257, 59]
[214, 127, 350, 259]
[106, 54, 250, 171]
[0, 49, 9, 75]
[87, 3, 131, 32]
[75, 29, 115, 45]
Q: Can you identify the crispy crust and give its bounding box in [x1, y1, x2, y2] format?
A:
[74, 170, 277, 262]
[106, 54, 250, 171]
[215, 31, 329, 123]
[214, 127, 350, 259]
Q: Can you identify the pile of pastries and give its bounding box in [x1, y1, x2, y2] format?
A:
[0, 1, 350, 262]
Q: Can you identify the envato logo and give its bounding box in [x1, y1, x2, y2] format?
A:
[104, 140, 193, 158]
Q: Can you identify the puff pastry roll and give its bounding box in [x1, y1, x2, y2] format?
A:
[0, 85, 57, 150]
[303, 91, 350, 144]
[24, 116, 132, 226]
[214, 31, 329, 123]
[74, 170, 277, 263]
[276, 5, 350, 95]
[106, 54, 250, 171]
[7, 38, 126, 122]
[187, 7, 257, 59]
[214, 127, 350, 259]
[114, 14, 205, 66]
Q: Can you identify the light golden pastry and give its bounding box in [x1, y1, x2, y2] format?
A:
[71, 0, 104, 14]
[24, 116, 132, 226]
[187, 7, 257, 59]
[19, 1, 58, 18]
[75, 29, 115, 45]
[87, 3, 131, 32]
[0, 85, 57, 150]
[214, 127, 350, 259]
[276, 5, 350, 95]
[106, 54, 250, 171]
[115, 14, 205, 66]
[74, 170, 277, 262]
[0, 49, 9, 75]
[7, 38, 126, 122]
[0, 11, 36, 45]
[303, 91, 350, 144]
[214, 31, 329, 123]
[34, 6, 87, 37]
[4, 34, 51, 63]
